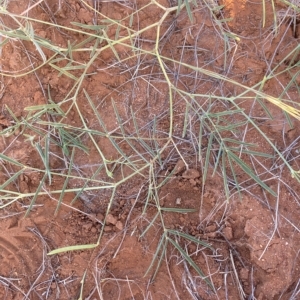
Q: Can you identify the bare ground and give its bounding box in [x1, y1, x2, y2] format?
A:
[0, 0, 299, 299]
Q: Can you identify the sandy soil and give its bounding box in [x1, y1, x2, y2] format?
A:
[0, 0, 299, 299]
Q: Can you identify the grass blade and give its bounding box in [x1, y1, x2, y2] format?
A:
[168, 237, 214, 291]
[48, 243, 98, 255]
[227, 150, 277, 197]
[167, 229, 213, 250]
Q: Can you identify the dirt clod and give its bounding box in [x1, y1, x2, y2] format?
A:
[106, 214, 117, 225]
[182, 169, 200, 179]
[173, 159, 186, 174]
[115, 221, 124, 231]
[222, 226, 233, 240]
[0, 1, 299, 299]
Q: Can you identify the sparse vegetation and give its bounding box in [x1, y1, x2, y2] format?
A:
[0, 0, 299, 299]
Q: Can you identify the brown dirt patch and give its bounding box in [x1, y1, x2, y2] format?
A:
[0, 0, 299, 299]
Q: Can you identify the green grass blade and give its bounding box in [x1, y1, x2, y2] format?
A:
[160, 207, 196, 213]
[139, 211, 159, 239]
[167, 229, 213, 250]
[35, 138, 51, 185]
[227, 150, 277, 197]
[0, 153, 24, 167]
[203, 133, 214, 184]
[184, 0, 193, 22]
[228, 155, 242, 200]
[25, 172, 47, 217]
[144, 233, 166, 277]
[55, 147, 75, 215]
[168, 237, 214, 291]
[0, 169, 24, 191]
[222, 150, 230, 201]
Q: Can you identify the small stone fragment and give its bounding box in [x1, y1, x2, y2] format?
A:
[106, 214, 117, 225]
[222, 226, 233, 240]
[115, 221, 124, 231]
[19, 174, 30, 193]
[182, 169, 200, 179]
[176, 198, 181, 205]
[104, 225, 113, 232]
[206, 231, 217, 238]
[173, 159, 186, 174]
[206, 224, 217, 233]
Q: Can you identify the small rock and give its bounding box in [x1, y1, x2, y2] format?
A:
[206, 231, 217, 238]
[115, 221, 123, 231]
[222, 226, 233, 240]
[206, 224, 217, 233]
[91, 227, 97, 233]
[182, 169, 200, 179]
[106, 214, 117, 225]
[173, 159, 186, 174]
[104, 225, 113, 232]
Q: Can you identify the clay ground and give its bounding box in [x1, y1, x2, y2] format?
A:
[0, 0, 299, 299]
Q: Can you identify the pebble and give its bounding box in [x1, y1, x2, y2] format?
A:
[205, 224, 217, 233]
[175, 198, 181, 205]
[104, 225, 112, 232]
[206, 232, 217, 238]
[173, 159, 186, 174]
[222, 226, 233, 240]
[106, 214, 117, 225]
[115, 221, 124, 231]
